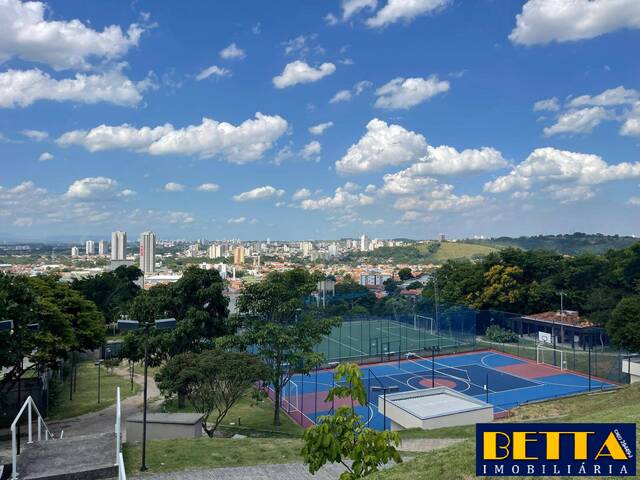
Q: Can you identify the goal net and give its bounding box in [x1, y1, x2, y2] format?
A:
[536, 344, 567, 371]
[414, 315, 434, 334]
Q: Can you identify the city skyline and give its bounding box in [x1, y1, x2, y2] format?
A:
[1, 0, 640, 240]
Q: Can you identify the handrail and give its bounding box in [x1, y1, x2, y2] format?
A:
[115, 387, 121, 465]
[118, 452, 127, 480]
[11, 396, 55, 480]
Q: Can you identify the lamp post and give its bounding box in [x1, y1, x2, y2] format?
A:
[371, 385, 399, 431]
[94, 360, 104, 404]
[117, 317, 176, 472]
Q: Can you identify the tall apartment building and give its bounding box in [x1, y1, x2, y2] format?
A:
[233, 246, 245, 265]
[85, 240, 95, 255]
[98, 240, 108, 256]
[139, 231, 156, 274]
[111, 231, 127, 260]
[208, 244, 228, 259]
[360, 234, 369, 252]
[71, 246, 79, 257]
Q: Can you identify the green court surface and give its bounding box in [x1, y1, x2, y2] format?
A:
[313, 318, 471, 363]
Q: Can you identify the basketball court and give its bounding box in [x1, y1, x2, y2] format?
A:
[276, 350, 617, 431]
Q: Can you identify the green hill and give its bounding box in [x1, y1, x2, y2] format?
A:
[466, 233, 638, 255]
[341, 241, 497, 265]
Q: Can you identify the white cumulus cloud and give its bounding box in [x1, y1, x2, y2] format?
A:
[21, 129, 48, 141]
[233, 185, 285, 202]
[366, 0, 451, 28]
[65, 177, 120, 200]
[543, 106, 610, 136]
[0, 0, 147, 70]
[301, 140, 321, 161]
[164, 182, 185, 192]
[58, 113, 288, 164]
[335, 118, 427, 174]
[0, 68, 154, 108]
[196, 65, 230, 80]
[300, 183, 375, 210]
[293, 188, 312, 200]
[196, 183, 220, 192]
[374, 76, 450, 110]
[38, 152, 53, 161]
[309, 121, 334, 135]
[533, 97, 560, 112]
[219, 43, 246, 60]
[273, 61, 336, 89]
[484, 147, 640, 193]
[510, 0, 640, 45]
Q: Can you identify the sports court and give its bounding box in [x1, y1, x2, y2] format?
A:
[278, 350, 617, 431]
[313, 316, 474, 363]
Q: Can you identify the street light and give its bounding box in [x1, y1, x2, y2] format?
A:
[371, 385, 399, 431]
[117, 317, 176, 472]
[94, 359, 104, 404]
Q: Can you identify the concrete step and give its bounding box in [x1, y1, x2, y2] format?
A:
[15, 432, 117, 480]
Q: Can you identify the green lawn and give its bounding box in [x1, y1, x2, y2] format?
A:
[161, 390, 303, 437]
[372, 383, 640, 480]
[423, 241, 497, 263]
[123, 437, 303, 474]
[47, 361, 139, 420]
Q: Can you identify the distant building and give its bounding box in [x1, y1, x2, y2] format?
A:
[71, 246, 79, 257]
[360, 274, 390, 287]
[438, 233, 446, 242]
[301, 241, 313, 257]
[208, 244, 227, 259]
[111, 231, 127, 260]
[98, 240, 108, 256]
[233, 246, 245, 265]
[140, 231, 156, 274]
[328, 243, 338, 257]
[360, 234, 369, 252]
[85, 240, 95, 255]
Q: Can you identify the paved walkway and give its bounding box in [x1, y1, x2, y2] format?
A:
[0, 365, 160, 461]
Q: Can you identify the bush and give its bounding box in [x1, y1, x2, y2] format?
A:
[485, 324, 519, 343]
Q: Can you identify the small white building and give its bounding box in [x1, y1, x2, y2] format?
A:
[378, 387, 493, 431]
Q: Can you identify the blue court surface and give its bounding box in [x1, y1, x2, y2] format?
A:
[280, 350, 617, 431]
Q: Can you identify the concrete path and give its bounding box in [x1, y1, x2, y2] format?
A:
[0, 365, 160, 461]
[398, 437, 463, 452]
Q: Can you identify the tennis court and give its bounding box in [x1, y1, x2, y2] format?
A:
[313, 317, 474, 363]
[276, 350, 617, 431]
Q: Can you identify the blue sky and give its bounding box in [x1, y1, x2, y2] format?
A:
[1, 0, 640, 241]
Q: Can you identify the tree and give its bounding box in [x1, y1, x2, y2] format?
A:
[301, 363, 402, 479]
[397, 268, 413, 281]
[156, 349, 268, 436]
[222, 268, 340, 426]
[0, 273, 105, 404]
[121, 267, 229, 365]
[383, 278, 400, 296]
[607, 296, 640, 352]
[71, 265, 142, 322]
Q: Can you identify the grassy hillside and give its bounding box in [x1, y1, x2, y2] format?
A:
[466, 233, 638, 255]
[341, 241, 497, 265]
[374, 383, 640, 480]
[417, 241, 497, 262]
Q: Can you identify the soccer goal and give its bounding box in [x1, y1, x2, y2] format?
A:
[536, 344, 567, 371]
[414, 315, 434, 334]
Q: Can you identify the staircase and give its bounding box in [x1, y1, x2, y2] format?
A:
[8, 389, 125, 480]
[15, 432, 118, 480]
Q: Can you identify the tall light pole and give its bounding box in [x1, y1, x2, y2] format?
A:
[371, 385, 399, 431]
[118, 317, 176, 472]
[94, 359, 104, 404]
